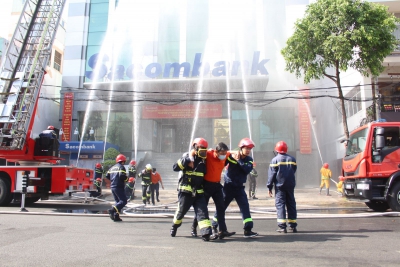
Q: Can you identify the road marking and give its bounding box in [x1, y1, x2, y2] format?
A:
[108, 244, 174, 250]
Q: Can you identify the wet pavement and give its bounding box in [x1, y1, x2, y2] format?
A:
[0, 188, 377, 216]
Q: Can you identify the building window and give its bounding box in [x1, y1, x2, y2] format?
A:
[337, 85, 362, 122]
[54, 50, 62, 72]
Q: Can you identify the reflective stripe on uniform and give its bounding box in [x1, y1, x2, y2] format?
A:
[185, 171, 204, 177]
[288, 219, 296, 223]
[198, 219, 211, 229]
[213, 217, 218, 222]
[277, 218, 287, 223]
[227, 157, 237, 164]
[270, 162, 297, 167]
[179, 185, 193, 191]
[108, 169, 127, 174]
[177, 159, 184, 170]
[173, 202, 182, 225]
[243, 218, 253, 224]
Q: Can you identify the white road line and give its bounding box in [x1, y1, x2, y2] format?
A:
[108, 244, 174, 249]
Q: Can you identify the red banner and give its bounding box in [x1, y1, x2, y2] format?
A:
[61, 92, 74, 141]
[298, 89, 312, 154]
[142, 104, 222, 119]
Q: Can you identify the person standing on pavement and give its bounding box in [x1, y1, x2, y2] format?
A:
[138, 164, 152, 205]
[150, 168, 164, 204]
[191, 142, 236, 239]
[267, 141, 298, 233]
[248, 166, 258, 199]
[106, 154, 128, 222]
[320, 163, 332, 196]
[212, 138, 258, 238]
[170, 138, 214, 241]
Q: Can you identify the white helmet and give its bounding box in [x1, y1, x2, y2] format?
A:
[145, 164, 152, 171]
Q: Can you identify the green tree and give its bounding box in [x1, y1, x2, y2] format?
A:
[102, 147, 120, 173]
[281, 0, 399, 139]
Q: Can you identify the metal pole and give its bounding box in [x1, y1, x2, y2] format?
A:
[374, 77, 381, 120]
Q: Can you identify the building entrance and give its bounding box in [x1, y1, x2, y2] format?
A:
[161, 125, 175, 153]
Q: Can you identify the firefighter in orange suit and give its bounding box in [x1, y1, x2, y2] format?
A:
[106, 154, 128, 222]
[170, 138, 213, 241]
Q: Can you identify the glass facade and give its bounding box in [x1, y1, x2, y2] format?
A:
[81, 0, 285, 155]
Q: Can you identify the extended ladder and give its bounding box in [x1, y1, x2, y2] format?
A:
[0, 0, 66, 150]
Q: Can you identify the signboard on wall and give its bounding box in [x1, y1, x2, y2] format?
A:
[61, 92, 74, 141]
[298, 89, 312, 154]
[142, 104, 222, 119]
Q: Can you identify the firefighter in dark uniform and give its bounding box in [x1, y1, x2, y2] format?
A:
[125, 177, 135, 202]
[267, 141, 298, 233]
[106, 154, 128, 222]
[248, 166, 258, 199]
[91, 162, 103, 197]
[212, 138, 258, 238]
[170, 138, 213, 241]
[138, 164, 152, 205]
[128, 160, 137, 199]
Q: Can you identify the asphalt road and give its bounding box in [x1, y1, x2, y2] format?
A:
[0, 207, 399, 266]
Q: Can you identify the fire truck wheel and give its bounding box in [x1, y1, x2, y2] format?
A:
[0, 177, 12, 206]
[388, 182, 400, 212]
[365, 200, 390, 212]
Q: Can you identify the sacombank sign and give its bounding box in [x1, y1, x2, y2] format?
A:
[85, 51, 269, 80]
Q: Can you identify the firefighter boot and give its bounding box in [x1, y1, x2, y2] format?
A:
[319, 187, 322, 195]
[210, 226, 218, 239]
[107, 209, 115, 221]
[244, 230, 259, 238]
[202, 234, 210, 242]
[170, 226, 178, 237]
[288, 227, 298, 233]
[113, 213, 123, 222]
[218, 230, 236, 240]
[326, 188, 331, 196]
[191, 226, 197, 237]
[276, 228, 287, 233]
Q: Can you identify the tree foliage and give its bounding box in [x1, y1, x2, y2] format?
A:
[103, 147, 120, 173]
[281, 0, 399, 138]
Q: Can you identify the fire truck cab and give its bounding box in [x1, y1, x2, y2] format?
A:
[341, 121, 400, 211]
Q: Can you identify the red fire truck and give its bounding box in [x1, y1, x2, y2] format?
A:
[0, 0, 94, 206]
[341, 121, 400, 211]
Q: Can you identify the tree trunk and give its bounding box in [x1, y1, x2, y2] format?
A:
[336, 65, 350, 139]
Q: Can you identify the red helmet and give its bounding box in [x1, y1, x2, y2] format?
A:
[275, 141, 288, 153]
[47, 125, 55, 130]
[128, 177, 135, 183]
[95, 163, 101, 168]
[130, 160, 136, 166]
[116, 154, 127, 163]
[323, 163, 329, 169]
[96, 178, 102, 182]
[193, 137, 208, 148]
[238, 138, 255, 149]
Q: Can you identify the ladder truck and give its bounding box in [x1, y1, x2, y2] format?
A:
[0, 0, 94, 206]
